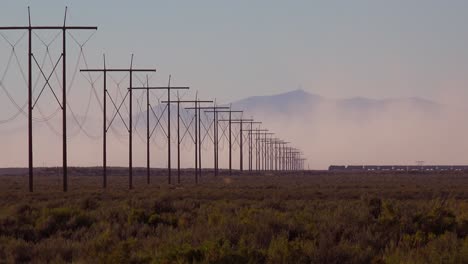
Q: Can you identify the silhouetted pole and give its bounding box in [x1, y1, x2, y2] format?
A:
[291, 151, 294, 171]
[288, 148, 293, 171]
[168, 77, 172, 183]
[260, 136, 275, 171]
[28, 10, 33, 192]
[268, 138, 280, 171]
[214, 110, 242, 175]
[215, 111, 218, 175]
[184, 99, 213, 182]
[243, 122, 262, 172]
[133, 76, 189, 185]
[263, 133, 266, 170]
[62, 10, 67, 192]
[261, 133, 274, 171]
[0, 7, 98, 192]
[256, 132, 260, 170]
[249, 122, 252, 171]
[229, 111, 232, 174]
[270, 139, 275, 170]
[239, 119, 243, 171]
[277, 141, 289, 171]
[103, 57, 107, 187]
[146, 77, 150, 184]
[247, 129, 268, 172]
[128, 58, 133, 189]
[274, 140, 279, 171]
[198, 106, 201, 177]
[283, 145, 288, 171]
[195, 99, 198, 182]
[219, 119, 254, 172]
[164, 100, 213, 183]
[82, 55, 155, 189]
[195, 106, 230, 176]
[177, 98, 180, 183]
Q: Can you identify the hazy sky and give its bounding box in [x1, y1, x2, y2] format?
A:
[2, 0, 468, 102]
[2, 1, 468, 168]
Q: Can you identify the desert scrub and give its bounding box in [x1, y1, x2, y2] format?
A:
[0, 172, 467, 263]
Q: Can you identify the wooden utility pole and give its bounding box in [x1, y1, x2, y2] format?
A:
[82, 55, 155, 189]
[218, 119, 256, 172]
[183, 99, 213, 183]
[133, 75, 189, 185]
[211, 110, 242, 175]
[1, 7, 98, 192]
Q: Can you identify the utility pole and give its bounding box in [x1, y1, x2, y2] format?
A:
[132, 77, 190, 185]
[276, 141, 289, 171]
[272, 139, 279, 171]
[241, 123, 262, 171]
[270, 139, 277, 170]
[188, 106, 230, 177]
[212, 110, 242, 175]
[294, 151, 303, 171]
[133, 75, 189, 185]
[204, 107, 233, 176]
[283, 145, 288, 171]
[247, 129, 269, 171]
[183, 99, 214, 183]
[261, 133, 274, 171]
[218, 119, 254, 172]
[81, 55, 155, 189]
[162, 99, 213, 184]
[267, 138, 280, 171]
[0, 7, 98, 192]
[260, 136, 276, 171]
[241, 121, 261, 172]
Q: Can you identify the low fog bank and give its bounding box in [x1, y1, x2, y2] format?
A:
[2, 93, 468, 170]
[254, 98, 468, 169]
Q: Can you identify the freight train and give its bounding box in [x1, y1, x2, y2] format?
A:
[328, 165, 468, 172]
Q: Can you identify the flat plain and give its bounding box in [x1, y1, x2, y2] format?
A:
[0, 169, 467, 263]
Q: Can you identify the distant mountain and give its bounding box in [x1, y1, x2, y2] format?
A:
[231, 89, 323, 114]
[230, 89, 441, 120]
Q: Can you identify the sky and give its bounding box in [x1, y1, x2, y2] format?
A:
[2, 0, 468, 102]
[1, 1, 468, 168]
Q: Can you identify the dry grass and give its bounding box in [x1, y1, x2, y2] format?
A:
[0, 170, 468, 263]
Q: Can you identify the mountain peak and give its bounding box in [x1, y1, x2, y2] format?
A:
[231, 89, 322, 114]
[230, 89, 440, 118]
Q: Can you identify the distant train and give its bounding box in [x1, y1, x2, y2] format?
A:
[328, 165, 468, 172]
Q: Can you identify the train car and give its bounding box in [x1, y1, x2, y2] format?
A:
[363, 165, 380, 171]
[346, 165, 364, 171]
[329, 165, 346, 171]
[328, 165, 468, 172]
[422, 166, 437, 171]
[394, 166, 408, 171]
[452, 166, 468, 171]
[407, 166, 422, 171]
[436, 165, 452, 171]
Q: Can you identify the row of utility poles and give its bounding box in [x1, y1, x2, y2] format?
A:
[0, 7, 306, 192]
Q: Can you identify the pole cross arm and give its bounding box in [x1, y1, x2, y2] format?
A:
[249, 132, 274, 134]
[164, 100, 213, 104]
[131, 86, 189, 90]
[176, 100, 213, 105]
[80, 69, 155, 72]
[246, 129, 269, 131]
[205, 110, 243, 113]
[0, 26, 97, 30]
[219, 119, 254, 122]
[197, 106, 230, 109]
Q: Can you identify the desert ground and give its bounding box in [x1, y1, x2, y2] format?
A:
[0, 169, 467, 263]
